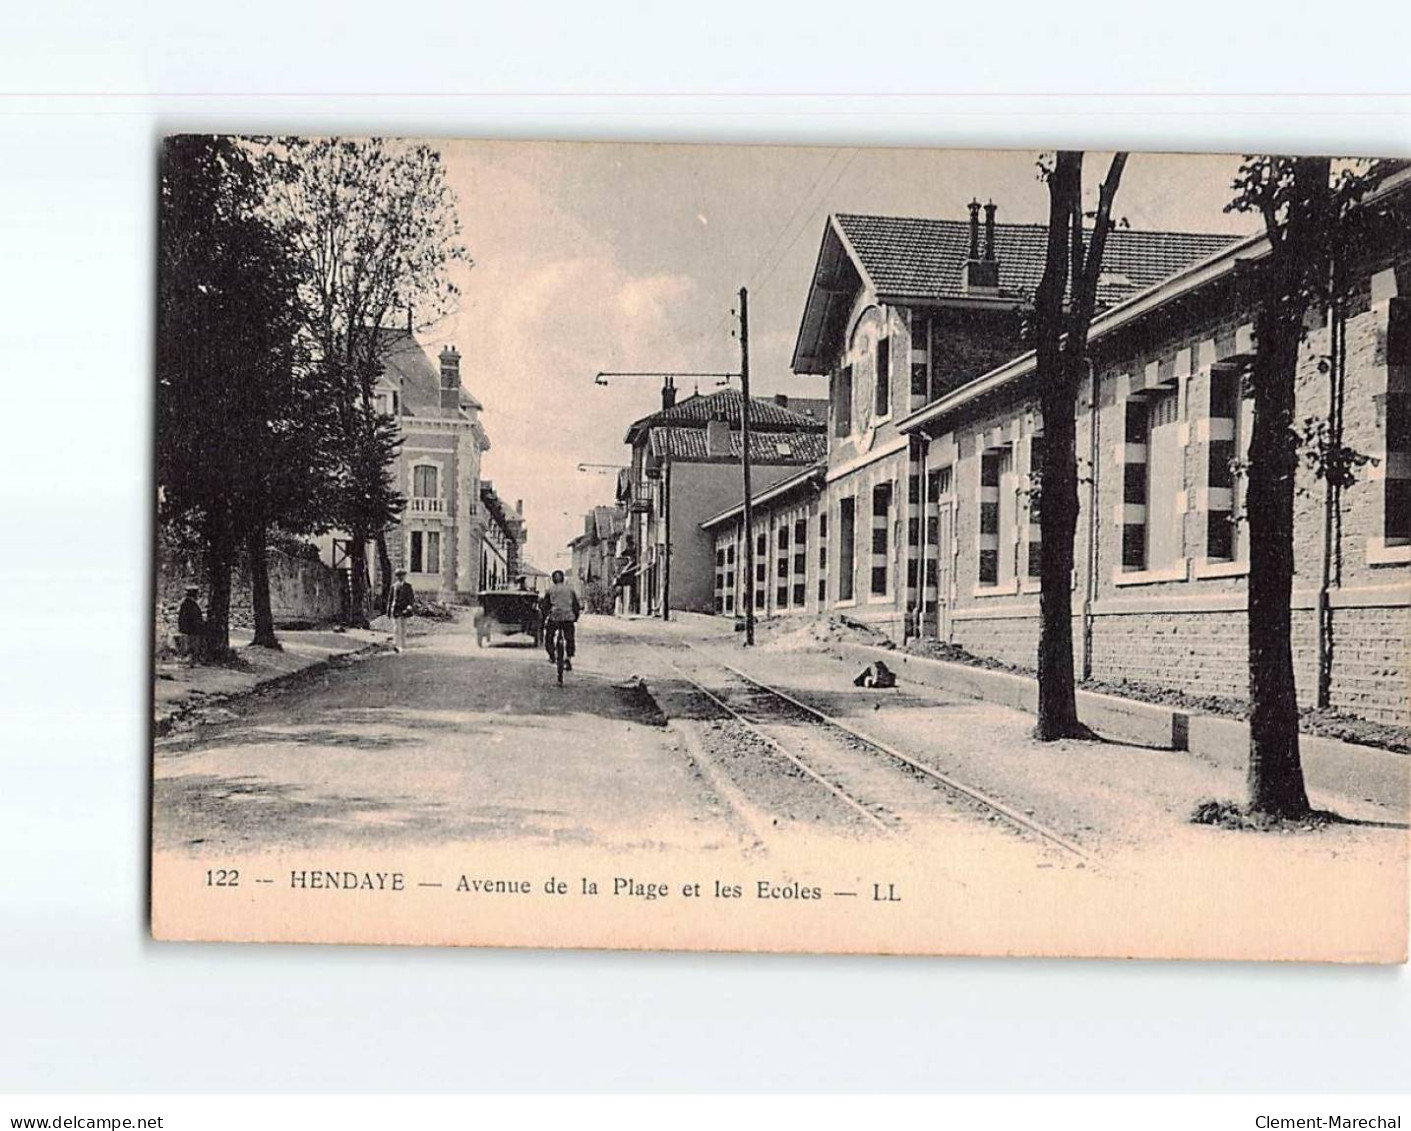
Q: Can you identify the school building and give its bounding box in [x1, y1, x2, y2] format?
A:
[706, 176, 1411, 725]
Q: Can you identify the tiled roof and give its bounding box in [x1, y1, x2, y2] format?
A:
[647, 426, 828, 465]
[626, 388, 827, 443]
[377, 328, 483, 418]
[834, 213, 1240, 307]
[592, 505, 624, 540]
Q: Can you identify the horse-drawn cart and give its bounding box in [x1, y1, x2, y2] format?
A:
[474, 588, 543, 647]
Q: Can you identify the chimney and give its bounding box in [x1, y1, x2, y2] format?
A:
[439, 345, 461, 413]
[661, 378, 677, 411]
[407, 305, 413, 333]
[515, 499, 523, 516]
[706, 414, 731, 458]
[963, 198, 1000, 294]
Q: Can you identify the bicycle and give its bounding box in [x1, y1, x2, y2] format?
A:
[548, 622, 570, 685]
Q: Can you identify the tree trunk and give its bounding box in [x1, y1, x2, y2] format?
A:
[1033, 152, 1085, 740]
[375, 528, 393, 613]
[246, 523, 281, 650]
[1245, 306, 1311, 816]
[345, 530, 372, 629]
[1036, 370, 1083, 738]
[201, 511, 236, 662]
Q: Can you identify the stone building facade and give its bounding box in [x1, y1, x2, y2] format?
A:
[711, 175, 1410, 725]
[321, 329, 526, 604]
[618, 387, 827, 616]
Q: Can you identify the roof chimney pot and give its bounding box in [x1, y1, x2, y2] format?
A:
[438, 345, 462, 413]
[983, 200, 997, 262]
[967, 199, 981, 261]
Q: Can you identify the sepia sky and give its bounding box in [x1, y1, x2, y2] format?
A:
[426, 142, 1262, 569]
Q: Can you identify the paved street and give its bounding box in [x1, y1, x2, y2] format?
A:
[155, 609, 1408, 860]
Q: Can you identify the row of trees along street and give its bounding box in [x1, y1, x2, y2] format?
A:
[1030, 152, 1400, 819]
[157, 136, 468, 661]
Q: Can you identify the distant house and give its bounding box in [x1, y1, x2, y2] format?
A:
[478, 481, 528, 592]
[569, 505, 627, 600]
[518, 560, 551, 594]
[321, 328, 527, 603]
[618, 386, 828, 615]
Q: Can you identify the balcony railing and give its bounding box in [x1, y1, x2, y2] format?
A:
[408, 496, 445, 515]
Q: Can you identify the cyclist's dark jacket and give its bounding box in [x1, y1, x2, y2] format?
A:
[540, 583, 581, 623]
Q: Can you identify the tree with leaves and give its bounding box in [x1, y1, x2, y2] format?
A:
[261, 138, 468, 626]
[1224, 156, 1390, 817]
[1031, 151, 1128, 740]
[157, 135, 313, 660]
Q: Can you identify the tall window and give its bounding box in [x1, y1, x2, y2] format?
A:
[411, 531, 423, 574]
[909, 311, 930, 406]
[1122, 388, 1182, 571]
[838, 497, 856, 602]
[875, 336, 891, 418]
[1027, 434, 1045, 579]
[834, 365, 853, 437]
[792, 517, 807, 607]
[978, 448, 1008, 585]
[776, 522, 789, 609]
[1205, 364, 1249, 561]
[1145, 390, 1182, 569]
[870, 482, 892, 596]
[425, 531, 440, 574]
[1121, 399, 1149, 570]
[925, 466, 950, 590]
[413, 465, 438, 498]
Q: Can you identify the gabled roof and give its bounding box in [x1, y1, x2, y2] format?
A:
[647, 426, 828, 465]
[792, 212, 1240, 374]
[625, 388, 827, 444]
[896, 166, 1411, 439]
[376, 328, 484, 418]
[592, 505, 624, 540]
[836, 214, 1238, 305]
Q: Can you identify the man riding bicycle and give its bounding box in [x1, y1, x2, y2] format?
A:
[538, 569, 581, 670]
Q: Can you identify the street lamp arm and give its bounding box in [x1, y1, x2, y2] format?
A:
[594, 371, 740, 383]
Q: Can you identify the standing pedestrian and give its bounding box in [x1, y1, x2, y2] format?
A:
[176, 584, 204, 660]
[388, 568, 415, 653]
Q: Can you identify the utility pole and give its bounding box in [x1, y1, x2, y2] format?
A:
[739, 286, 755, 647]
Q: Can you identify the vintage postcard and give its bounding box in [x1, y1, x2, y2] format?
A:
[151, 137, 1410, 960]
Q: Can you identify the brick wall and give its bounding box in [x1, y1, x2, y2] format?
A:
[952, 611, 1041, 669]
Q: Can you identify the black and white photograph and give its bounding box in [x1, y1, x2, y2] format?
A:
[149, 137, 1410, 960]
[9, 0, 1411, 1117]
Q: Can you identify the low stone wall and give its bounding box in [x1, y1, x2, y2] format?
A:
[156, 545, 346, 636]
[949, 603, 1407, 727]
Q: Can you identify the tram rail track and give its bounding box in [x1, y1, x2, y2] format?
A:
[663, 657, 896, 835]
[665, 640, 1090, 862]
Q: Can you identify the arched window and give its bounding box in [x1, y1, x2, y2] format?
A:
[413, 465, 438, 498]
